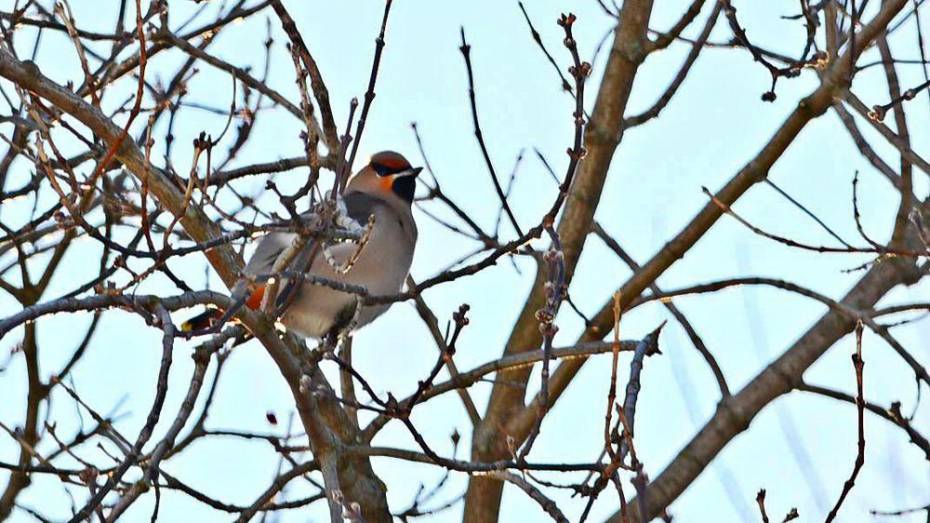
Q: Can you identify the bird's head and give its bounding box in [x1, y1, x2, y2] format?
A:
[347, 150, 422, 205]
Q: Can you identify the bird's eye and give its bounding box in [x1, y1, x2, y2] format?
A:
[372, 163, 391, 177]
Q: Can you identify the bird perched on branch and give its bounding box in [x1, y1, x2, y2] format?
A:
[182, 150, 421, 339]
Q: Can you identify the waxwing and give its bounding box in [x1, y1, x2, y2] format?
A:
[183, 150, 421, 339]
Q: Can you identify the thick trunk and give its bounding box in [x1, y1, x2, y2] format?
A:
[465, 2, 655, 520]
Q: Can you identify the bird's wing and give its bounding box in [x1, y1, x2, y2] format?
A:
[244, 219, 323, 311]
[182, 231, 293, 330]
[273, 234, 322, 310]
[245, 196, 380, 311]
[243, 231, 298, 277]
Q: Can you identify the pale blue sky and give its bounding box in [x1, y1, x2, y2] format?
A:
[1, 0, 929, 521]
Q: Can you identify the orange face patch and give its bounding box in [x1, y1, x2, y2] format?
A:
[379, 175, 394, 192]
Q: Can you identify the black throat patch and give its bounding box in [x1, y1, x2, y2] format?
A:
[392, 175, 416, 203]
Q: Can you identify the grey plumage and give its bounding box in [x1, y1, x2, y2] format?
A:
[174, 150, 423, 338]
[243, 190, 417, 339]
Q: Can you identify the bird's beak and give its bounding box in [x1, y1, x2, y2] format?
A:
[394, 166, 422, 178]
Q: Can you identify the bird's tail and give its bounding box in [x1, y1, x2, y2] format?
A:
[180, 308, 223, 332]
[180, 285, 267, 332]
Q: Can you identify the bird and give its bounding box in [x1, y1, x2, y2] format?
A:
[182, 150, 421, 340]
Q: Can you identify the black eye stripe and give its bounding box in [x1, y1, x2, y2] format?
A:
[372, 162, 409, 176]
